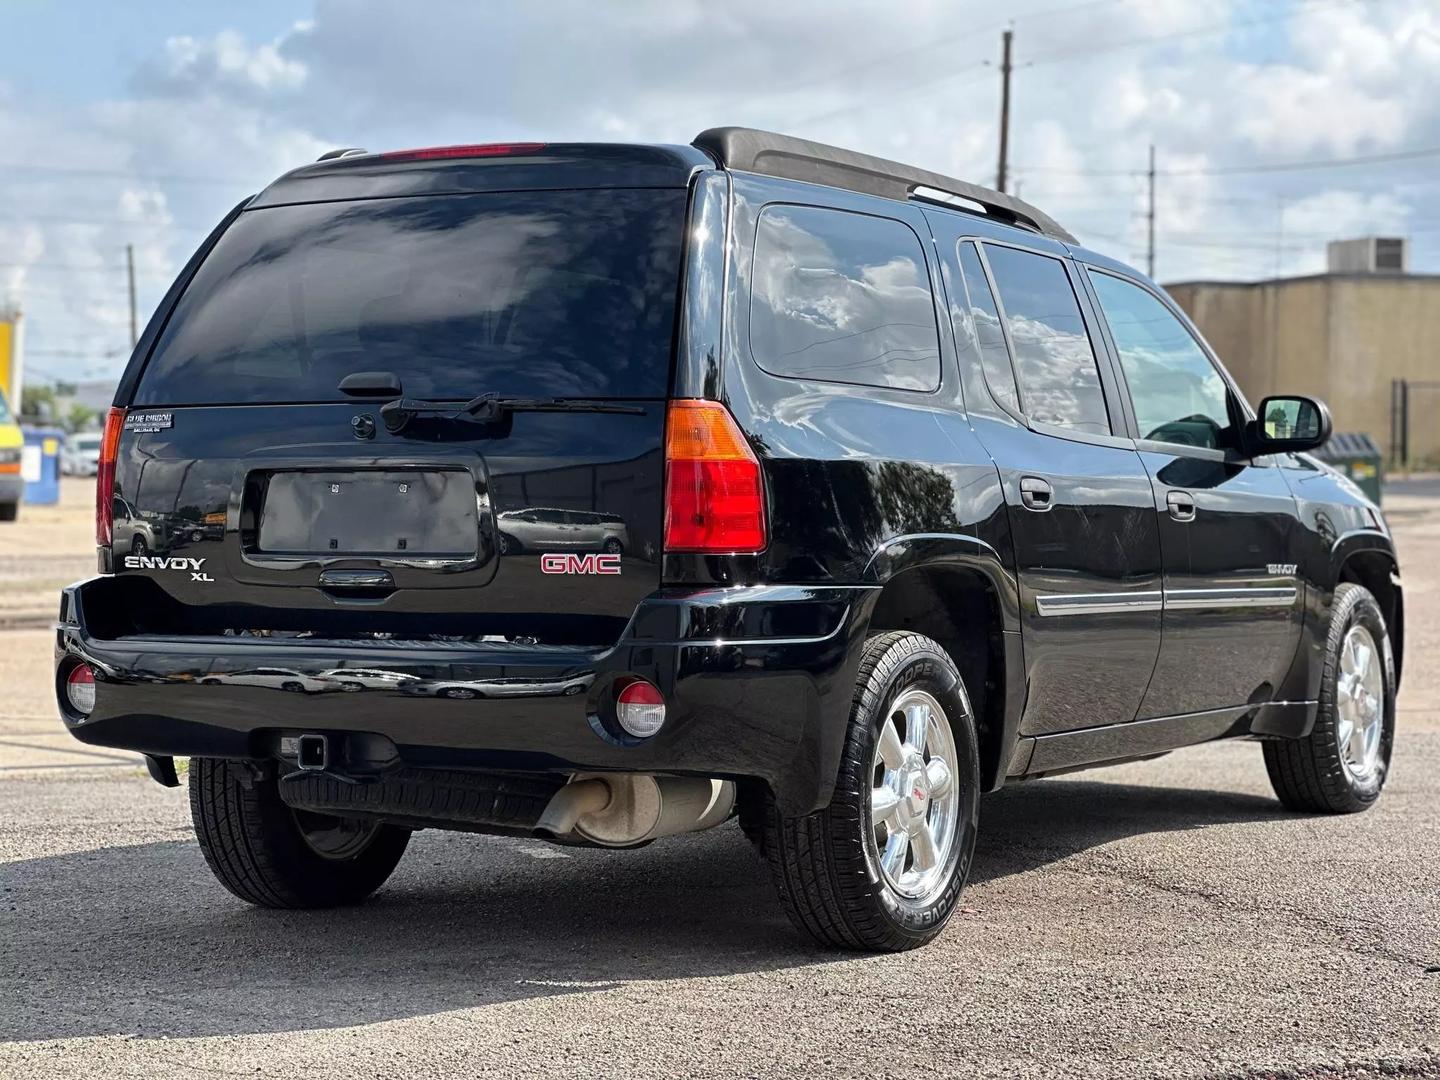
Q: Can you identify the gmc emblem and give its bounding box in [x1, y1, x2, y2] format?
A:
[540, 553, 621, 575]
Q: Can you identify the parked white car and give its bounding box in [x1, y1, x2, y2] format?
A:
[63, 433, 103, 477]
[200, 668, 335, 693]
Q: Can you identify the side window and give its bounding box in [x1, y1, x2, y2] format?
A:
[1087, 270, 1236, 451]
[956, 241, 1020, 414]
[982, 244, 1110, 436]
[750, 205, 940, 391]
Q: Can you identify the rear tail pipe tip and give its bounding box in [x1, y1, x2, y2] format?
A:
[536, 774, 736, 847]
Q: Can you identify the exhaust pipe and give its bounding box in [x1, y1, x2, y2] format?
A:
[535, 774, 736, 847]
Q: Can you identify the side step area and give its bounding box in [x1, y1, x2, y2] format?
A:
[280, 767, 566, 836]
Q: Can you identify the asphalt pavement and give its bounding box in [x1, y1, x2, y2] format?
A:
[1, 479, 1437, 1079]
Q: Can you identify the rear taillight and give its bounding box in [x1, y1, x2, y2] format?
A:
[380, 143, 546, 161]
[663, 400, 766, 554]
[95, 407, 124, 548]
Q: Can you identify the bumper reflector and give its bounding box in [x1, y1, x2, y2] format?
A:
[616, 680, 666, 738]
[65, 665, 97, 716]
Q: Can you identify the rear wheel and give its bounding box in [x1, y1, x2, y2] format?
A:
[189, 758, 410, 908]
[1264, 583, 1395, 813]
[0, 502, 17, 523]
[762, 631, 979, 952]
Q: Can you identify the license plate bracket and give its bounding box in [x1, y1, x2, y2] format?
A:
[256, 470, 477, 557]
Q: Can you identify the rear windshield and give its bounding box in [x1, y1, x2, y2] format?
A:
[134, 188, 688, 405]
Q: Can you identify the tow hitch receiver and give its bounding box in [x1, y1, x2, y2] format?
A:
[296, 734, 329, 772]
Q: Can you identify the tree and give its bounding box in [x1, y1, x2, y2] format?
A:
[20, 384, 56, 421]
[64, 403, 98, 434]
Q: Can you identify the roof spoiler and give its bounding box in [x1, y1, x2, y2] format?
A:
[692, 126, 1075, 245]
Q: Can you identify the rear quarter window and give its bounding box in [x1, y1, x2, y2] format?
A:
[749, 205, 940, 392]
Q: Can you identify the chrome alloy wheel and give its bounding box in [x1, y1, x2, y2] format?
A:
[869, 688, 960, 903]
[1336, 624, 1385, 783]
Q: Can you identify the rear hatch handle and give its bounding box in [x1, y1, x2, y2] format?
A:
[381, 392, 645, 434]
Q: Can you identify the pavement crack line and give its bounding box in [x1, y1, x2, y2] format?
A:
[1010, 843, 1434, 970]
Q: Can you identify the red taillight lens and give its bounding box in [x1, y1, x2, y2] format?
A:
[95, 407, 124, 548]
[381, 143, 546, 161]
[663, 400, 766, 554]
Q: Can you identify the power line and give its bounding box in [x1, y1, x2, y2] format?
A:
[795, 0, 1354, 128]
[0, 213, 210, 232]
[1026, 0, 1359, 66]
[0, 162, 239, 186]
[1016, 144, 1440, 178]
[694, 0, 1122, 127]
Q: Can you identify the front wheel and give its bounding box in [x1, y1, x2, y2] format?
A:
[763, 631, 979, 952]
[1264, 583, 1396, 813]
[190, 758, 410, 908]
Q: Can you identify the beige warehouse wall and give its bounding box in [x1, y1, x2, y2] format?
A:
[1328, 279, 1440, 462]
[1169, 276, 1440, 462]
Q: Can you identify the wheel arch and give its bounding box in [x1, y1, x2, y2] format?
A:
[861, 534, 1023, 792]
[1331, 533, 1403, 687]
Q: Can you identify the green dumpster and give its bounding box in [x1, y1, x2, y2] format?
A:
[1313, 432, 1383, 505]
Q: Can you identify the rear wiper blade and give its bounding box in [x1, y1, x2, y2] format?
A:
[380, 393, 645, 434]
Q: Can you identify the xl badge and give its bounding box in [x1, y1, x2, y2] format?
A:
[124, 555, 214, 582]
[540, 553, 621, 576]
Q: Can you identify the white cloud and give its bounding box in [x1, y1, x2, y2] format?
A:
[4, 0, 1439, 381]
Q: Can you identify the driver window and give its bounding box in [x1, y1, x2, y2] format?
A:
[1087, 270, 1236, 451]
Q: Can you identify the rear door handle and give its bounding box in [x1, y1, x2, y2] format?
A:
[1167, 490, 1196, 522]
[318, 569, 395, 590]
[1019, 476, 1054, 512]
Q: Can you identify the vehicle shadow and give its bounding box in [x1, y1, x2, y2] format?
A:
[0, 775, 1292, 1043]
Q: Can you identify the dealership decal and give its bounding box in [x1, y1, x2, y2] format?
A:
[123, 411, 174, 433]
[540, 553, 621, 575]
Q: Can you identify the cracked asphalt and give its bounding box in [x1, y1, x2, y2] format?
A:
[1, 479, 1437, 1079]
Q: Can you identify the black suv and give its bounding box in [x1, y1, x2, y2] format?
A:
[56, 129, 1402, 952]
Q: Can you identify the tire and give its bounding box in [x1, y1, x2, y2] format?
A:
[1264, 582, 1396, 813]
[762, 631, 980, 952]
[603, 537, 623, 555]
[281, 681, 304, 693]
[131, 535, 148, 555]
[0, 502, 17, 523]
[189, 758, 410, 908]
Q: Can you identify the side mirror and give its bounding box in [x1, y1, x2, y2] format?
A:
[1246, 395, 1332, 455]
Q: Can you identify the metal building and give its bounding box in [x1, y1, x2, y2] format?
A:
[1165, 238, 1440, 467]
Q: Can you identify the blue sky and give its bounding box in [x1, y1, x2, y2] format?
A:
[3, 0, 1437, 382]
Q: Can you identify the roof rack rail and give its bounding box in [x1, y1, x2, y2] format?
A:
[692, 127, 1075, 245]
[316, 147, 368, 162]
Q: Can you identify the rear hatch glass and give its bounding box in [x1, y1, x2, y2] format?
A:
[114, 187, 687, 642]
[136, 188, 686, 403]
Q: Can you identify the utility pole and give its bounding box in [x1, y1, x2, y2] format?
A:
[1146, 144, 1156, 278]
[996, 29, 1013, 193]
[125, 244, 138, 349]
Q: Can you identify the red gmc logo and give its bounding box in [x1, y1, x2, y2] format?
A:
[540, 553, 622, 575]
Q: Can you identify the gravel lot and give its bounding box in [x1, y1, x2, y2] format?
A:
[2, 479, 1437, 1079]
